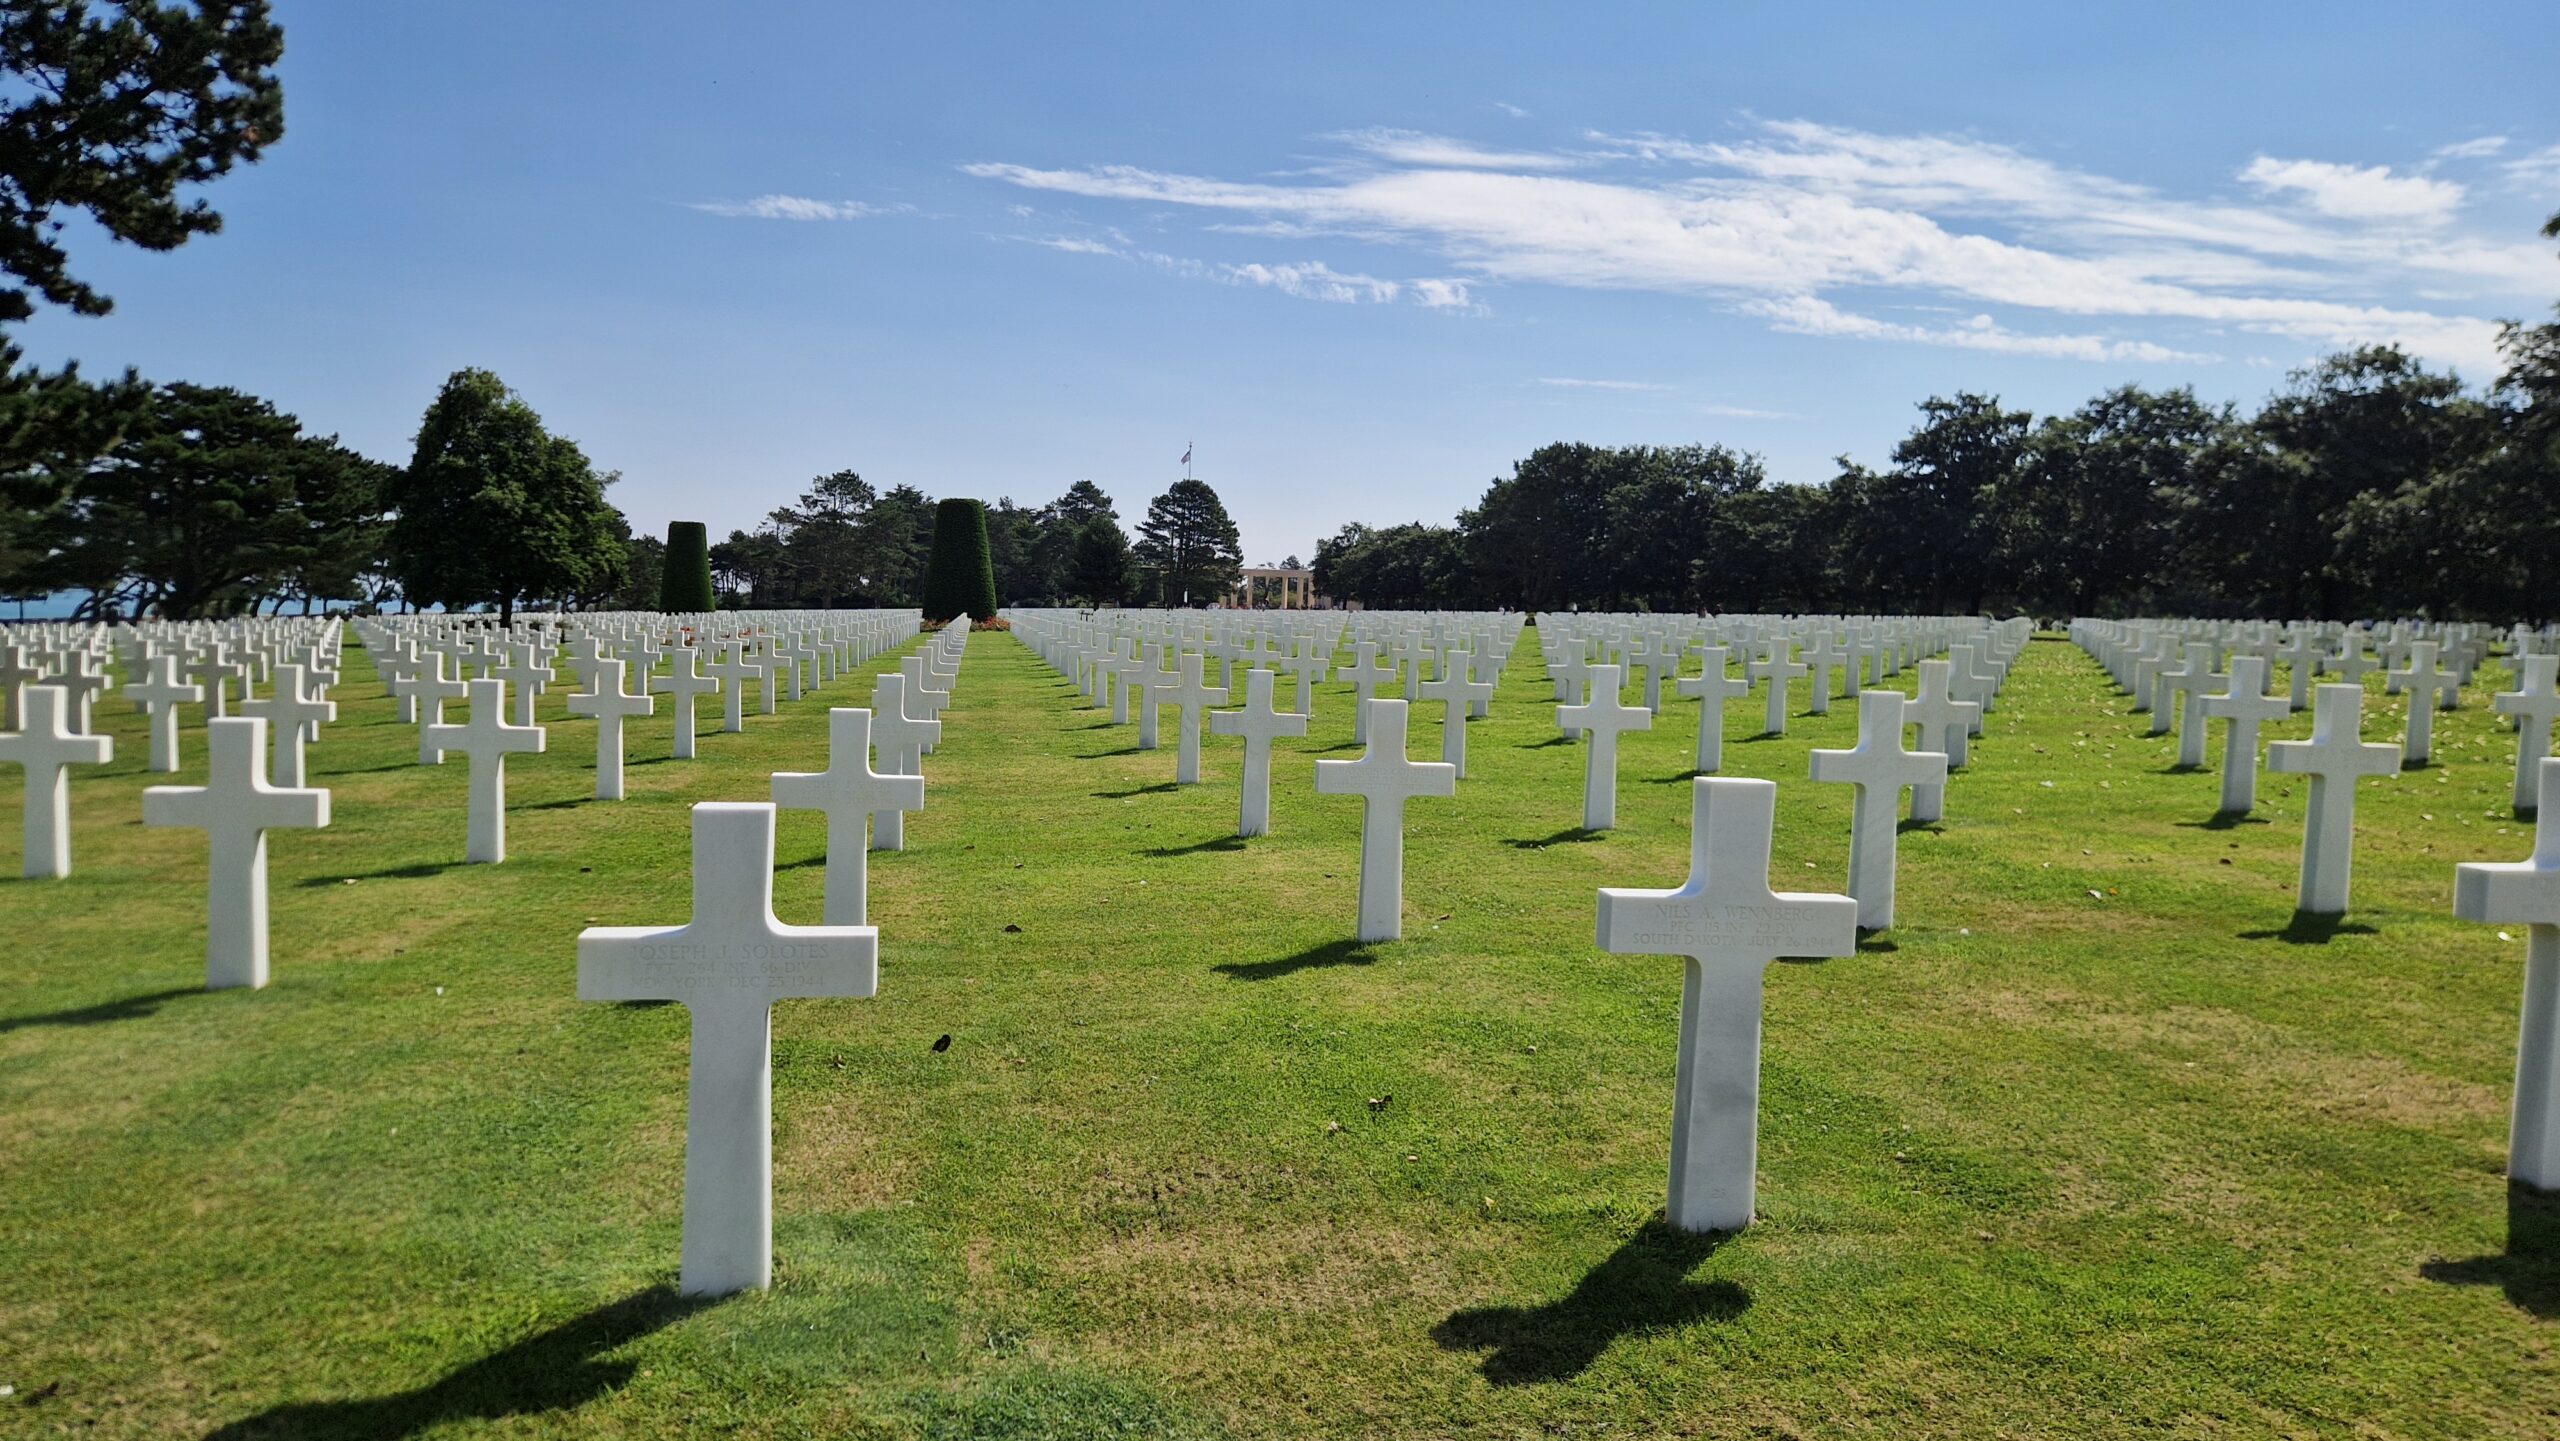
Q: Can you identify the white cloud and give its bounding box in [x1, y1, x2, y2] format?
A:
[689, 194, 895, 221]
[965, 119, 2539, 374]
[2507, 143, 2560, 193]
[1222, 260, 1401, 303]
[1698, 403, 1793, 420]
[1016, 232, 1463, 309]
[1492, 101, 1531, 119]
[1408, 278, 1478, 310]
[1330, 128, 1580, 171]
[2433, 136, 2510, 161]
[2238, 156, 2464, 222]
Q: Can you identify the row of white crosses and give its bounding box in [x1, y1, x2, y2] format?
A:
[573, 618, 969, 1296]
[2074, 619, 2560, 916]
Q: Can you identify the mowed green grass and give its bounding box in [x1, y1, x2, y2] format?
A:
[3, 625, 2556, 1439]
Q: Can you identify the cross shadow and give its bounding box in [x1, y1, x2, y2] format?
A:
[1310, 740, 1363, 753]
[1077, 720, 1119, 730]
[1093, 782, 1179, 799]
[1645, 770, 1705, 784]
[298, 860, 466, 888]
[314, 761, 415, 777]
[2421, 1182, 2560, 1317]
[1737, 733, 1788, 744]
[2156, 762, 2205, 775]
[628, 755, 679, 767]
[202, 1286, 706, 1439]
[1519, 735, 1578, 749]
[776, 853, 827, 872]
[518, 797, 598, 812]
[0, 986, 198, 1035]
[1147, 835, 1246, 857]
[2239, 911, 2379, 944]
[1080, 746, 1142, 759]
[2177, 812, 2272, 831]
[1432, 1221, 1748, 1385]
[1896, 818, 1941, 835]
[1214, 939, 1378, 981]
[1508, 827, 1604, 849]
[2402, 759, 2436, 773]
[1855, 934, 1900, 952]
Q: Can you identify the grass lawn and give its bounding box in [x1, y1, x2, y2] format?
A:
[4, 625, 2556, 1439]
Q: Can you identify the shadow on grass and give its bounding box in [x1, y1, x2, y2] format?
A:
[1508, 827, 1604, 850]
[298, 860, 467, 888]
[2402, 759, 2436, 773]
[2239, 911, 2379, 944]
[1147, 835, 1246, 858]
[1855, 933, 1900, 953]
[2177, 812, 2272, 831]
[1214, 939, 1377, 981]
[518, 797, 598, 812]
[1518, 735, 1577, 749]
[1896, 817, 1942, 835]
[313, 761, 416, 777]
[1736, 732, 1789, 744]
[203, 1286, 706, 1440]
[0, 986, 198, 1035]
[2421, 1182, 2560, 1318]
[1310, 740, 1364, 753]
[1093, 782, 1179, 800]
[1645, 770, 1706, 785]
[1079, 746, 1142, 760]
[1432, 1221, 1749, 1385]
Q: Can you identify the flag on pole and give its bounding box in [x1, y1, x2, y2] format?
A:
[1179, 445, 1191, 465]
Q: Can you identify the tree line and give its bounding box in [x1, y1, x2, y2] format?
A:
[1316, 317, 2560, 622]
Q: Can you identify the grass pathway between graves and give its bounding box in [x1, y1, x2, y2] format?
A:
[3, 627, 2556, 1439]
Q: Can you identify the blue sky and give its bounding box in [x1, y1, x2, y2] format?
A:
[15, 1, 2560, 570]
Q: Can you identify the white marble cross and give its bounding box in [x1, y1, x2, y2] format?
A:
[2496, 655, 2560, 815]
[708, 644, 760, 733]
[771, 708, 923, 924]
[57, 649, 113, 733]
[1809, 690, 1948, 930]
[2456, 757, 2560, 1189]
[1162, 653, 1230, 785]
[423, 677, 545, 862]
[1209, 668, 1307, 837]
[652, 645, 721, 760]
[1280, 645, 1330, 718]
[2276, 632, 2323, 712]
[2170, 643, 2223, 769]
[412, 651, 469, 765]
[566, 656, 655, 800]
[0, 643, 40, 729]
[867, 673, 940, 851]
[494, 643, 553, 727]
[0, 684, 114, 877]
[577, 802, 879, 1296]
[2391, 640, 2458, 765]
[2266, 684, 2401, 915]
[241, 662, 335, 788]
[1558, 663, 1652, 830]
[1415, 655, 1493, 779]
[1902, 659, 1980, 825]
[2201, 656, 2290, 815]
[1339, 644, 1398, 745]
[142, 716, 329, 989]
[1674, 646, 1749, 775]
[1314, 698, 1455, 942]
[1597, 777, 1859, 1232]
[1745, 644, 1806, 737]
[126, 653, 204, 773]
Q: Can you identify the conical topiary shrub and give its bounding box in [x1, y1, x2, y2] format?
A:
[921, 498, 998, 623]
[660, 520, 713, 612]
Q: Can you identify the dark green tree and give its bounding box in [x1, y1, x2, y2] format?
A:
[26, 381, 388, 617]
[1133, 478, 1242, 606]
[1312, 522, 1470, 609]
[1997, 387, 2231, 616]
[387, 368, 627, 624]
[0, 1, 285, 322]
[1066, 515, 1133, 606]
[660, 520, 713, 611]
[921, 497, 997, 622]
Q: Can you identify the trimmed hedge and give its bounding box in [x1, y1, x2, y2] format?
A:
[659, 520, 714, 612]
[922, 498, 998, 622]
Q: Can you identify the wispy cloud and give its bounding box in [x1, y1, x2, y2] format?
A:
[2433, 136, 2510, 161]
[1018, 234, 1472, 310]
[2508, 143, 2560, 193]
[1492, 101, 1531, 120]
[2237, 156, 2463, 222]
[689, 194, 901, 221]
[1536, 377, 1671, 391]
[965, 118, 2557, 375]
[1330, 128, 1581, 171]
